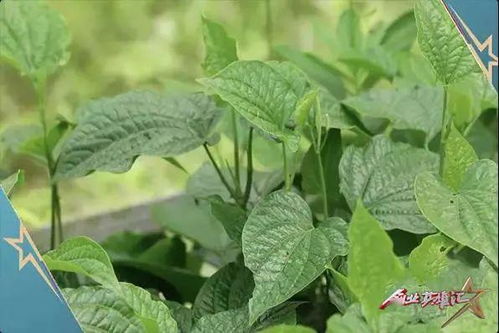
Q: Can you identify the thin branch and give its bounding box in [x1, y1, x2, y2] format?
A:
[243, 127, 254, 206]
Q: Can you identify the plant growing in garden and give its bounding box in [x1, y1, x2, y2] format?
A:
[1, 0, 497, 332]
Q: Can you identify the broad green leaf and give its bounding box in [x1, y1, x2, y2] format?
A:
[339, 136, 438, 233]
[414, 0, 480, 84]
[0, 0, 70, 80]
[326, 304, 370, 333]
[199, 61, 310, 151]
[242, 190, 348, 324]
[119, 283, 178, 333]
[210, 198, 247, 245]
[164, 301, 192, 333]
[54, 91, 220, 181]
[381, 11, 417, 53]
[151, 195, 230, 251]
[347, 202, 406, 327]
[259, 325, 315, 333]
[0, 170, 24, 195]
[408, 234, 456, 283]
[186, 163, 231, 201]
[274, 45, 345, 98]
[193, 261, 254, 320]
[319, 90, 357, 130]
[415, 159, 498, 266]
[64, 286, 144, 333]
[336, 9, 363, 51]
[301, 129, 343, 216]
[342, 86, 443, 144]
[44, 236, 119, 290]
[201, 17, 238, 76]
[327, 268, 358, 313]
[442, 124, 478, 190]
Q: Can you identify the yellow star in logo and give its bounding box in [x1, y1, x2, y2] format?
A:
[4, 225, 60, 298]
[441, 277, 487, 328]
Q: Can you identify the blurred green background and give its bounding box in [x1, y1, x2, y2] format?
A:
[1, 0, 417, 227]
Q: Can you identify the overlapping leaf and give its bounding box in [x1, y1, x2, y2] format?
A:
[242, 190, 348, 324]
[339, 136, 438, 233]
[54, 91, 220, 180]
[201, 17, 238, 75]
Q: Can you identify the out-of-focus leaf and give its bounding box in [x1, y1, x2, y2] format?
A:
[339, 136, 438, 233]
[381, 11, 417, 52]
[259, 324, 315, 333]
[0, 170, 24, 195]
[0, 0, 70, 80]
[242, 190, 348, 324]
[54, 91, 220, 181]
[186, 163, 231, 201]
[415, 159, 498, 266]
[415, 0, 480, 84]
[210, 197, 247, 245]
[326, 304, 370, 333]
[201, 16, 238, 76]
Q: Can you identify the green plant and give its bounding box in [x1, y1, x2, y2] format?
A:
[1, 0, 497, 332]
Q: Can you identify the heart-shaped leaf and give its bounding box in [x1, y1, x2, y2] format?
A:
[415, 159, 498, 266]
[339, 136, 438, 233]
[242, 190, 348, 324]
[54, 91, 220, 181]
[201, 17, 238, 75]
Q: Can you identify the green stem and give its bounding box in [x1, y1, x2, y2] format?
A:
[243, 128, 254, 206]
[439, 86, 449, 176]
[316, 151, 329, 218]
[282, 143, 291, 191]
[265, 0, 273, 59]
[231, 110, 241, 194]
[35, 78, 63, 249]
[203, 143, 242, 206]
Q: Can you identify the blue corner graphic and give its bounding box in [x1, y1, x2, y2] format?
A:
[0, 189, 82, 332]
[443, 0, 498, 91]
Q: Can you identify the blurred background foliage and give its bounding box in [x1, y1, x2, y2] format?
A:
[0, 0, 495, 227]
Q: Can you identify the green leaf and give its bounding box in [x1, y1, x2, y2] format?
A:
[201, 17, 238, 76]
[414, 0, 480, 84]
[119, 283, 178, 333]
[199, 61, 310, 152]
[186, 163, 232, 201]
[0, 170, 24, 195]
[326, 304, 370, 333]
[381, 11, 417, 53]
[210, 197, 247, 245]
[64, 286, 144, 333]
[415, 159, 498, 266]
[342, 86, 443, 144]
[193, 261, 254, 320]
[301, 129, 343, 215]
[408, 234, 456, 283]
[259, 325, 315, 333]
[0, 0, 70, 80]
[347, 202, 406, 327]
[327, 268, 358, 314]
[242, 190, 348, 324]
[442, 124, 478, 191]
[151, 195, 230, 251]
[339, 136, 438, 233]
[319, 90, 357, 130]
[274, 45, 345, 99]
[164, 301, 192, 333]
[54, 91, 220, 181]
[336, 9, 363, 51]
[44, 236, 120, 290]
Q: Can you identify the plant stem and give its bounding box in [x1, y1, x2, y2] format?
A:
[35, 78, 63, 249]
[439, 86, 449, 176]
[203, 143, 241, 206]
[282, 143, 291, 191]
[265, 0, 273, 59]
[231, 110, 241, 194]
[316, 151, 329, 218]
[243, 127, 254, 206]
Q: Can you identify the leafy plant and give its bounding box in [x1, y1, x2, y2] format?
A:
[1, 0, 497, 332]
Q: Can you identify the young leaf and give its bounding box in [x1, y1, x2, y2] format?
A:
[210, 198, 248, 245]
[342, 86, 443, 144]
[0, 170, 24, 195]
[201, 17, 238, 76]
[381, 11, 417, 53]
[347, 202, 406, 327]
[442, 124, 478, 191]
[242, 190, 348, 324]
[44, 236, 120, 290]
[326, 304, 370, 333]
[339, 136, 438, 234]
[414, 0, 480, 84]
[192, 261, 254, 320]
[199, 61, 310, 152]
[0, 0, 70, 80]
[415, 159, 498, 266]
[408, 234, 456, 283]
[54, 92, 220, 181]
